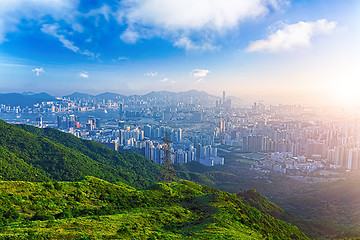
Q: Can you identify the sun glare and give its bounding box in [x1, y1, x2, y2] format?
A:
[333, 85, 358, 107]
[331, 70, 360, 107]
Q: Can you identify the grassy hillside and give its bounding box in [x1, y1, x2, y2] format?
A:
[0, 177, 308, 239]
[0, 120, 318, 238]
[175, 155, 360, 239]
[237, 189, 285, 219]
[0, 120, 160, 188]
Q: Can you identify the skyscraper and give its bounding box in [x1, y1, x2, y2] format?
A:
[36, 114, 43, 128]
[223, 91, 225, 104]
[163, 108, 171, 122]
[57, 116, 67, 129]
[144, 125, 152, 138]
[177, 128, 182, 142]
[220, 119, 226, 133]
[196, 143, 201, 161]
[119, 103, 124, 118]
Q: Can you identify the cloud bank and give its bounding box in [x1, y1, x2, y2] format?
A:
[0, 0, 289, 54]
[247, 19, 337, 52]
[0, 0, 99, 57]
[0, 0, 78, 43]
[119, 0, 288, 50]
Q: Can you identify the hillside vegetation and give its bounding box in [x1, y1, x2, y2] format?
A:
[0, 120, 160, 188]
[0, 177, 308, 239]
[175, 152, 360, 239]
[237, 189, 285, 219]
[0, 120, 311, 239]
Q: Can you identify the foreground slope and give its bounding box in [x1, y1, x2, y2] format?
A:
[176, 155, 360, 239]
[237, 189, 286, 219]
[0, 120, 310, 238]
[0, 120, 160, 188]
[0, 177, 308, 239]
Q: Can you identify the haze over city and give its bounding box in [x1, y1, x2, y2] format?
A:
[1, 0, 359, 106]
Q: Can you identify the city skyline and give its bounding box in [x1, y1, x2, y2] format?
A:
[0, 0, 359, 106]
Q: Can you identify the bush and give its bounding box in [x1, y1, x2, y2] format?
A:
[42, 182, 54, 190]
[53, 181, 62, 190]
[117, 225, 131, 234]
[31, 211, 54, 221]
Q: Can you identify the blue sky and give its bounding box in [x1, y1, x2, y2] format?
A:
[0, 0, 359, 105]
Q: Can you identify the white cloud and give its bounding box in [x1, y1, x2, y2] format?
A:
[190, 69, 210, 83]
[42, 24, 79, 52]
[0, 0, 99, 58]
[0, 0, 78, 43]
[120, 29, 140, 44]
[41, 23, 97, 58]
[145, 72, 158, 77]
[247, 19, 337, 52]
[144, 72, 171, 83]
[118, 0, 287, 50]
[112, 56, 129, 62]
[196, 78, 204, 84]
[121, 0, 284, 32]
[32, 67, 44, 76]
[79, 72, 89, 78]
[81, 50, 99, 59]
[71, 22, 84, 33]
[190, 69, 210, 78]
[117, 56, 129, 61]
[174, 37, 218, 52]
[85, 4, 112, 22]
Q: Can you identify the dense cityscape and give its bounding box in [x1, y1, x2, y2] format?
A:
[1, 90, 360, 178]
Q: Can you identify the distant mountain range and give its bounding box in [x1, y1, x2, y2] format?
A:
[1, 90, 238, 107]
[0, 92, 58, 107]
[63, 91, 127, 100]
[64, 90, 217, 101]
[95, 92, 127, 100]
[143, 90, 213, 98]
[63, 92, 94, 100]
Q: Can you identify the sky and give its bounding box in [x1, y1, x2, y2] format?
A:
[0, 0, 359, 105]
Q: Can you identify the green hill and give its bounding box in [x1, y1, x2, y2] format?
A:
[0, 177, 308, 239]
[0, 120, 310, 239]
[237, 189, 285, 219]
[0, 120, 160, 188]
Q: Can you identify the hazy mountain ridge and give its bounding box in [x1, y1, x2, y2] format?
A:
[94, 92, 127, 100]
[143, 90, 215, 99]
[0, 92, 58, 107]
[0, 90, 222, 107]
[63, 92, 94, 100]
